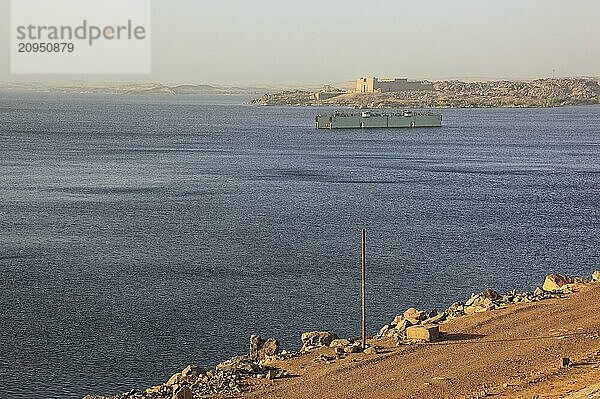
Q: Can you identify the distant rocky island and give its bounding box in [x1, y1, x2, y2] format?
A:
[251, 77, 600, 108]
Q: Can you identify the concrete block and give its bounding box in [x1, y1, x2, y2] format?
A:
[405, 324, 441, 342]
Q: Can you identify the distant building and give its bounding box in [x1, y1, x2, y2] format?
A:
[356, 77, 434, 93]
[312, 85, 347, 101]
[313, 91, 345, 101]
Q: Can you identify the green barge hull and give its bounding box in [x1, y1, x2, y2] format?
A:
[315, 110, 442, 129]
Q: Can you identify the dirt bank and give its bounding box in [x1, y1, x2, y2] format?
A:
[247, 283, 600, 399]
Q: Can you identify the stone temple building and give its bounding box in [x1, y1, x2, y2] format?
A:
[356, 77, 434, 93]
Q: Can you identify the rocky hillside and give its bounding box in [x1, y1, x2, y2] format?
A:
[250, 78, 600, 108]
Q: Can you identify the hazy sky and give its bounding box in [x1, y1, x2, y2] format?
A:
[1, 0, 599, 85]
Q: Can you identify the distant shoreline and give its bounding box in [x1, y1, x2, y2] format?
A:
[2, 78, 599, 110]
[250, 77, 600, 109]
[0, 83, 276, 96]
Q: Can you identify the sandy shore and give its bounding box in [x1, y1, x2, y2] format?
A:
[245, 282, 600, 399]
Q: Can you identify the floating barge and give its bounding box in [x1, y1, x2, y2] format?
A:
[315, 110, 442, 129]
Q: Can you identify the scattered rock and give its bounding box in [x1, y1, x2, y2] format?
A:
[421, 312, 447, 325]
[88, 272, 597, 399]
[172, 385, 193, 399]
[166, 372, 182, 386]
[376, 319, 412, 340]
[465, 292, 495, 310]
[378, 324, 392, 337]
[265, 369, 277, 381]
[301, 331, 338, 351]
[376, 276, 576, 347]
[181, 364, 202, 377]
[329, 338, 351, 348]
[563, 382, 600, 398]
[216, 356, 259, 373]
[481, 288, 502, 301]
[398, 318, 413, 330]
[344, 341, 363, 353]
[543, 274, 574, 292]
[363, 346, 378, 355]
[315, 354, 336, 362]
[145, 385, 162, 395]
[378, 308, 444, 342]
[403, 307, 427, 324]
[446, 302, 465, 318]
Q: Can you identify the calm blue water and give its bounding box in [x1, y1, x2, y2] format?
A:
[0, 92, 599, 399]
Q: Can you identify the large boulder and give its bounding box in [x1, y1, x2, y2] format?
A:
[343, 341, 363, 353]
[166, 372, 183, 386]
[261, 338, 280, 357]
[466, 293, 493, 307]
[397, 318, 413, 331]
[463, 288, 508, 314]
[542, 274, 574, 292]
[421, 311, 447, 325]
[481, 288, 501, 301]
[249, 335, 280, 361]
[249, 335, 261, 360]
[301, 331, 338, 351]
[378, 324, 392, 337]
[376, 313, 420, 340]
[464, 292, 497, 314]
[181, 364, 203, 377]
[403, 308, 427, 324]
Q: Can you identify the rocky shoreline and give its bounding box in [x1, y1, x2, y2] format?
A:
[250, 78, 600, 108]
[83, 271, 600, 399]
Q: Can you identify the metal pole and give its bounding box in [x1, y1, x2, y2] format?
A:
[361, 228, 366, 349]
